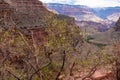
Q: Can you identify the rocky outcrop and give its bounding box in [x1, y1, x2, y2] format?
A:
[115, 17, 120, 31]
[0, 0, 52, 29]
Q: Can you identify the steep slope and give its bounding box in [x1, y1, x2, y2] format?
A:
[0, 0, 80, 45]
[115, 17, 120, 31]
[89, 17, 120, 45]
[76, 21, 109, 34]
[0, 1, 84, 80]
[46, 3, 120, 21]
[0, 0, 52, 29]
[46, 3, 118, 33]
[46, 3, 104, 22]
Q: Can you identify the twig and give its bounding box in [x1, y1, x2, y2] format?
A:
[82, 64, 98, 80]
[2, 50, 12, 64]
[70, 62, 75, 76]
[24, 59, 42, 79]
[10, 16, 33, 54]
[18, 31, 32, 52]
[55, 50, 66, 80]
[6, 69, 21, 80]
[29, 54, 52, 80]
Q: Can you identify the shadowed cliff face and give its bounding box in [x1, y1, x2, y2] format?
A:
[115, 17, 120, 31]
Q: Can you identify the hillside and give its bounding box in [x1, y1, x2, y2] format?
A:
[46, 3, 120, 22]
[46, 3, 103, 22]
[0, 0, 84, 80]
[45, 2, 120, 80]
[89, 17, 120, 45]
[0, 0, 52, 29]
[0, 1, 120, 80]
[76, 21, 110, 34]
[46, 3, 120, 33]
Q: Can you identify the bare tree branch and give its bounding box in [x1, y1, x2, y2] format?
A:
[55, 50, 66, 80]
[82, 64, 98, 80]
[6, 69, 21, 80]
[70, 62, 75, 76]
[29, 53, 52, 80]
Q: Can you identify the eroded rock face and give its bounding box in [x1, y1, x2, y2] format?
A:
[0, 0, 52, 45]
[4, 0, 46, 14]
[0, 0, 52, 29]
[115, 17, 120, 31]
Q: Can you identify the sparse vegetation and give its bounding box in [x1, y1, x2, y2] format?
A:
[0, 0, 120, 80]
[0, 15, 83, 79]
[85, 35, 94, 42]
